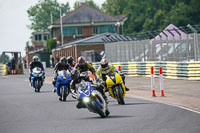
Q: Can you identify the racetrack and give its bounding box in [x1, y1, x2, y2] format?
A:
[0, 74, 200, 133]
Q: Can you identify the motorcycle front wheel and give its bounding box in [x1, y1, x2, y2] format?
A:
[116, 86, 125, 105]
[91, 101, 106, 118]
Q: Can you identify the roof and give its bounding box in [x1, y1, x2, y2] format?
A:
[153, 24, 191, 40]
[53, 5, 126, 25]
[53, 33, 135, 51]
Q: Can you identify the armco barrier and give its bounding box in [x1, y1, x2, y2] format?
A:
[92, 62, 200, 80]
[0, 64, 7, 76]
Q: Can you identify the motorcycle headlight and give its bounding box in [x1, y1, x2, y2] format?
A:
[91, 92, 96, 96]
[83, 97, 90, 103]
[33, 73, 38, 77]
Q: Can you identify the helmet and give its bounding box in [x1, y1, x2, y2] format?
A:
[100, 58, 108, 68]
[67, 56, 74, 64]
[71, 69, 80, 80]
[33, 55, 39, 61]
[60, 56, 67, 63]
[78, 56, 86, 64]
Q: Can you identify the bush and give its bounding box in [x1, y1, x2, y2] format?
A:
[46, 39, 56, 53]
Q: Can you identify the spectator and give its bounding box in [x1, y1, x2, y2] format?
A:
[11, 57, 16, 74]
[51, 57, 55, 68]
[56, 56, 60, 63]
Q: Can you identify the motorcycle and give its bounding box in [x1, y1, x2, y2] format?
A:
[56, 70, 72, 101]
[106, 71, 126, 104]
[77, 72, 109, 118]
[31, 67, 44, 92]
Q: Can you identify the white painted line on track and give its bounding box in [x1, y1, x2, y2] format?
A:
[128, 96, 200, 115]
[163, 103, 200, 114]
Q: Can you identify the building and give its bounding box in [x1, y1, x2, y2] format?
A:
[25, 31, 51, 66]
[52, 32, 134, 62]
[49, 4, 127, 61]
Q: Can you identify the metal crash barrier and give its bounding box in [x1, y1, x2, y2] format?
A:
[92, 62, 200, 80]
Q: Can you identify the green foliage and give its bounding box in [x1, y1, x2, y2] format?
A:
[74, 0, 99, 9]
[27, 0, 70, 31]
[46, 39, 57, 53]
[0, 54, 10, 63]
[102, 0, 200, 34]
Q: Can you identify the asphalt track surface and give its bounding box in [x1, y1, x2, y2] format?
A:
[0, 75, 200, 133]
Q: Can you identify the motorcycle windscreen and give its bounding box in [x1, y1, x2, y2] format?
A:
[115, 73, 123, 84]
[106, 76, 115, 88]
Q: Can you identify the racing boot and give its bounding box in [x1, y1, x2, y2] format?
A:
[105, 109, 110, 116]
[76, 101, 86, 109]
[59, 96, 62, 101]
[52, 81, 56, 93]
[125, 86, 129, 91]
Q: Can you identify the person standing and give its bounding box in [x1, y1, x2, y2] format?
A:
[51, 57, 55, 68]
[11, 57, 16, 74]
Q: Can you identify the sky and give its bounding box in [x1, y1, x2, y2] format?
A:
[0, 0, 105, 57]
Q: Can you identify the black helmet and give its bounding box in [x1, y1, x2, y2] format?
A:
[67, 56, 74, 64]
[60, 56, 67, 63]
[71, 69, 80, 80]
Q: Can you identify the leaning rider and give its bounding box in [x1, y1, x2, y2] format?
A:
[97, 58, 129, 91]
[70, 56, 108, 108]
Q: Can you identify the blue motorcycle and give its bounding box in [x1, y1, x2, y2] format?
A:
[31, 67, 44, 92]
[56, 70, 72, 101]
[77, 72, 109, 118]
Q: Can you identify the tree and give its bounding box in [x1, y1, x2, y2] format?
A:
[102, 0, 127, 16]
[74, 0, 99, 9]
[27, 0, 70, 31]
[46, 39, 57, 53]
[102, 0, 200, 34]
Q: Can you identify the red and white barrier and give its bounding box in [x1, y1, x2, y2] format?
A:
[159, 67, 165, 96]
[118, 65, 121, 71]
[151, 67, 156, 97]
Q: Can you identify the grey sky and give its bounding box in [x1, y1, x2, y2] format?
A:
[0, 0, 105, 57]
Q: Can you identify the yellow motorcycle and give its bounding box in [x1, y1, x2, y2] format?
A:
[106, 72, 126, 104]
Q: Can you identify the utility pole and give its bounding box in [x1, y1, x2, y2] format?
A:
[187, 24, 198, 61]
[50, 13, 53, 24]
[60, 8, 64, 46]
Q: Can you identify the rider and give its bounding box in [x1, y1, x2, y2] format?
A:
[29, 55, 45, 86]
[52, 56, 71, 100]
[67, 56, 76, 70]
[74, 56, 95, 74]
[97, 58, 129, 91]
[70, 56, 108, 108]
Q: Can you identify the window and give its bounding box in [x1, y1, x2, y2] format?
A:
[99, 25, 115, 33]
[38, 34, 42, 41]
[43, 35, 47, 41]
[53, 29, 56, 38]
[63, 27, 76, 37]
[93, 26, 99, 34]
[35, 35, 38, 41]
[77, 27, 83, 35]
[93, 25, 116, 34]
